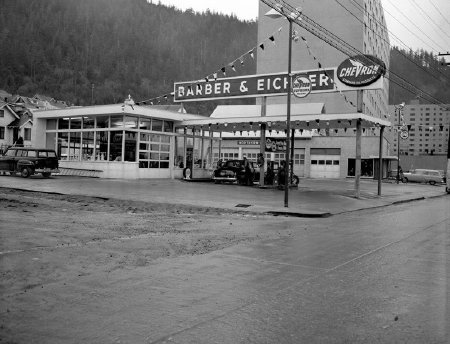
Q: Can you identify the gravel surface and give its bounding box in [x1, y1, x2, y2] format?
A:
[0, 187, 305, 343]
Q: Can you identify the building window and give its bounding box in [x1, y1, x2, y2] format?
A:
[293, 153, 305, 165]
[24, 128, 31, 141]
[139, 133, 170, 169]
[347, 159, 374, 177]
[0, 110, 4, 117]
[0, 126, 4, 139]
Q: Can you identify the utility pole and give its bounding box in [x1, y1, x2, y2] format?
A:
[438, 52, 450, 66]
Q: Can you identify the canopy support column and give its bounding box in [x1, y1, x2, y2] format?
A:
[378, 125, 385, 196]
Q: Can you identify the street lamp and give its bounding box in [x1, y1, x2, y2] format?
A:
[265, 5, 301, 207]
[395, 102, 405, 183]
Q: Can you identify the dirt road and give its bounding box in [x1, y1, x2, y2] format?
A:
[0, 187, 299, 343]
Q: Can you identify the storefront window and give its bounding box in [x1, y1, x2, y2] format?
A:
[124, 131, 137, 162]
[139, 133, 171, 169]
[57, 132, 69, 160]
[82, 132, 95, 160]
[163, 121, 173, 133]
[124, 116, 138, 129]
[83, 117, 95, 129]
[97, 116, 109, 128]
[70, 117, 82, 130]
[174, 136, 184, 168]
[58, 118, 69, 130]
[96, 131, 108, 160]
[109, 131, 123, 161]
[152, 119, 163, 132]
[68, 132, 81, 160]
[140, 118, 151, 130]
[347, 159, 374, 177]
[110, 115, 124, 129]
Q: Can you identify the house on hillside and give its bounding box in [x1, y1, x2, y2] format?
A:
[0, 92, 69, 153]
[0, 100, 21, 153]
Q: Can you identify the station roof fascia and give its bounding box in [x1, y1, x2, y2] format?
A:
[33, 103, 207, 122]
[181, 113, 392, 132]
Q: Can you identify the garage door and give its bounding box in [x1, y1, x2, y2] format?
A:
[310, 154, 341, 178]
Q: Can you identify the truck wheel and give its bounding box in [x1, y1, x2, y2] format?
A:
[21, 167, 31, 178]
[429, 180, 436, 185]
[291, 175, 300, 185]
[42, 172, 51, 178]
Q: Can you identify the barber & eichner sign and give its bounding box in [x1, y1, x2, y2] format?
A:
[174, 69, 334, 102]
[174, 56, 385, 102]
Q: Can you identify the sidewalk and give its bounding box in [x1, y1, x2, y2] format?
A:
[0, 175, 447, 217]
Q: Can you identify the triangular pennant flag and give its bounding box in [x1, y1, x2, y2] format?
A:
[231, 64, 236, 72]
[259, 43, 265, 50]
[240, 57, 244, 66]
[318, 62, 322, 68]
[269, 35, 275, 44]
[213, 73, 218, 80]
[221, 67, 226, 76]
[205, 76, 209, 82]
[249, 50, 255, 59]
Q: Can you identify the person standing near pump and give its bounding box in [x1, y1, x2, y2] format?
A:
[242, 156, 252, 186]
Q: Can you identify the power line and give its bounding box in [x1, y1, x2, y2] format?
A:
[337, 0, 450, 84]
[428, 0, 450, 28]
[259, 0, 449, 108]
[382, 0, 443, 53]
[385, 0, 449, 52]
[410, 0, 450, 44]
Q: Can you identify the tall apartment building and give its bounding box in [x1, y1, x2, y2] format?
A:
[258, 0, 390, 121]
[390, 100, 450, 156]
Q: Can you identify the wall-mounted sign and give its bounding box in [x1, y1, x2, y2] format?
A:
[237, 140, 260, 146]
[292, 74, 312, 98]
[174, 69, 334, 102]
[265, 138, 286, 152]
[174, 63, 385, 102]
[337, 55, 386, 87]
[400, 130, 409, 140]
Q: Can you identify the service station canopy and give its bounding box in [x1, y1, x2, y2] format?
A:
[180, 112, 391, 133]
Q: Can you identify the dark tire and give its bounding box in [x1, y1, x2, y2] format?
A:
[403, 177, 409, 183]
[291, 175, 300, 185]
[183, 167, 191, 179]
[429, 180, 436, 186]
[42, 172, 51, 178]
[21, 167, 31, 178]
[446, 187, 450, 194]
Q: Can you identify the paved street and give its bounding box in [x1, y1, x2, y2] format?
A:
[0, 176, 449, 343]
[0, 175, 446, 216]
[147, 198, 449, 344]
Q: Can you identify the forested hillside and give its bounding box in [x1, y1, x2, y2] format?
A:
[389, 47, 450, 105]
[0, 0, 257, 113]
[1, 0, 449, 114]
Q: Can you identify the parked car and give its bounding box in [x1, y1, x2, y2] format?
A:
[402, 169, 445, 185]
[0, 147, 59, 178]
[212, 159, 259, 185]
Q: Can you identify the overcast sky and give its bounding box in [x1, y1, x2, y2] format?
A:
[152, 0, 450, 55]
